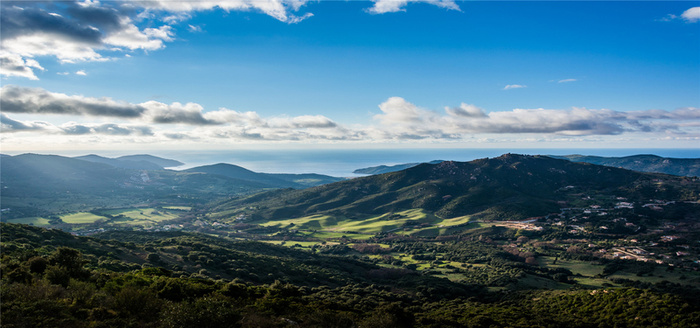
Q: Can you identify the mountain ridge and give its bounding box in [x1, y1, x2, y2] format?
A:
[210, 154, 699, 222]
[549, 154, 700, 177]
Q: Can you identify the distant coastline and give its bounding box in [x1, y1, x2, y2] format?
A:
[3, 148, 699, 178]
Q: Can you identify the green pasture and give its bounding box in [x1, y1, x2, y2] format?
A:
[162, 206, 192, 211]
[99, 208, 180, 225]
[262, 209, 447, 234]
[60, 212, 106, 224]
[540, 257, 604, 277]
[5, 217, 51, 226]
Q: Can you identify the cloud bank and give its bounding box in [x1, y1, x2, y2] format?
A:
[2, 86, 698, 145]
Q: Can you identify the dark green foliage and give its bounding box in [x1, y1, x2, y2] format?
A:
[2, 223, 700, 327]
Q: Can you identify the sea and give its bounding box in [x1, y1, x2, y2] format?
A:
[10, 148, 696, 178]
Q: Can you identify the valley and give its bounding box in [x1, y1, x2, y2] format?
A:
[2, 153, 700, 327]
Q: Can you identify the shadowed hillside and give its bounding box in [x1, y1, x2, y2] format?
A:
[550, 154, 700, 177]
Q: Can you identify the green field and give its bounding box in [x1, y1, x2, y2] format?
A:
[260, 209, 464, 235]
[60, 212, 106, 224]
[162, 206, 192, 211]
[540, 257, 605, 277]
[99, 208, 180, 226]
[5, 217, 51, 226]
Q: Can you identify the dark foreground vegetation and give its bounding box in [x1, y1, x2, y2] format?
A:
[3, 223, 700, 328]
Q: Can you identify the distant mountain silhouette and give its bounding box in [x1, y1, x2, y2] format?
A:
[353, 160, 444, 175]
[549, 154, 700, 177]
[116, 154, 184, 168]
[0, 154, 336, 218]
[75, 154, 164, 170]
[185, 163, 343, 189]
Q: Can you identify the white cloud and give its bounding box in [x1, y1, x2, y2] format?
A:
[136, 0, 314, 24]
[503, 84, 526, 90]
[445, 103, 487, 118]
[368, 0, 460, 14]
[102, 21, 173, 51]
[1, 85, 146, 118]
[681, 7, 700, 23]
[558, 78, 577, 83]
[4, 87, 699, 144]
[76, 70, 87, 76]
[0, 51, 43, 80]
[0, 0, 317, 80]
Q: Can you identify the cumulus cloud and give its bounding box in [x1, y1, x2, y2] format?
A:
[445, 103, 487, 118]
[681, 7, 700, 22]
[503, 84, 526, 90]
[0, 85, 146, 118]
[0, 0, 314, 80]
[0, 113, 152, 136]
[4, 86, 699, 144]
[141, 101, 219, 125]
[76, 70, 87, 76]
[0, 113, 54, 132]
[373, 97, 459, 139]
[367, 0, 460, 14]
[61, 122, 153, 136]
[0, 1, 174, 78]
[0, 51, 44, 80]
[370, 97, 700, 140]
[660, 7, 700, 23]
[134, 0, 314, 23]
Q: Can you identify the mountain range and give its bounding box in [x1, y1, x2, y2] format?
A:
[75, 154, 184, 170]
[0, 153, 341, 219]
[550, 154, 700, 177]
[352, 155, 700, 177]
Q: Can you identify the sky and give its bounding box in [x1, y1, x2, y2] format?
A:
[1, 0, 699, 152]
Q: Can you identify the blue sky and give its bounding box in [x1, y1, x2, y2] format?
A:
[1, 0, 699, 151]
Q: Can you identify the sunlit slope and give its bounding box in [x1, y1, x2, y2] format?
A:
[210, 154, 698, 223]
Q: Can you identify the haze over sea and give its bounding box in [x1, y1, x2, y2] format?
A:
[6, 148, 699, 178]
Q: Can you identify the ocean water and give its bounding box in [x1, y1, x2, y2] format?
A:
[155, 148, 700, 177]
[5, 148, 699, 177]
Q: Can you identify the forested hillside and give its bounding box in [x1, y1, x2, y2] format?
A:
[3, 223, 699, 328]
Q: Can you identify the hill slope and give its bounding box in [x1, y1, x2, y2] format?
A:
[185, 163, 343, 188]
[116, 154, 184, 168]
[549, 154, 700, 177]
[75, 154, 165, 170]
[211, 154, 699, 222]
[0, 154, 275, 218]
[353, 160, 444, 175]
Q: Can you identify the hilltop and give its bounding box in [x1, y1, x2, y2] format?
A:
[75, 154, 183, 170]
